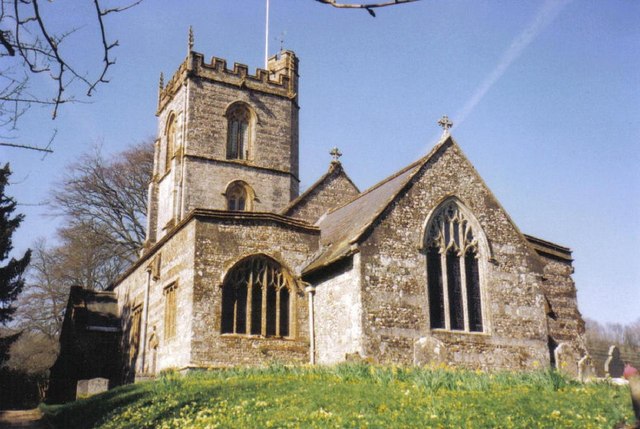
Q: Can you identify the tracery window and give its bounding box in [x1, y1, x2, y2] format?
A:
[425, 200, 484, 332]
[221, 256, 293, 338]
[165, 113, 177, 173]
[226, 103, 251, 160]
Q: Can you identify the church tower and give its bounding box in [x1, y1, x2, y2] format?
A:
[145, 39, 300, 246]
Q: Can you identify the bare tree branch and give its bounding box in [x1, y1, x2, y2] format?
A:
[0, 141, 52, 152]
[316, 0, 420, 16]
[0, 0, 142, 141]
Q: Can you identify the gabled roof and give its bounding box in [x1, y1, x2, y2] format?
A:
[524, 234, 573, 262]
[280, 161, 359, 217]
[303, 136, 452, 275]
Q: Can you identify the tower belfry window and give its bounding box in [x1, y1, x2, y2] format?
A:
[225, 181, 254, 211]
[425, 200, 484, 333]
[226, 104, 251, 160]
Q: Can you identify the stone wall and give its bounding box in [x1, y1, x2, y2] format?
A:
[184, 157, 296, 215]
[188, 213, 319, 367]
[538, 254, 585, 345]
[356, 140, 550, 370]
[312, 255, 364, 364]
[115, 221, 196, 375]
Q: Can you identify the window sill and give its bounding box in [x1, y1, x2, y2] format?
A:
[220, 333, 295, 341]
[430, 328, 490, 337]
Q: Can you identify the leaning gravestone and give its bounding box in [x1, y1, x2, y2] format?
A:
[554, 342, 580, 378]
[604, 345, 625, 378]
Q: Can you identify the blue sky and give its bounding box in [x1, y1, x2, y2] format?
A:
[2, 0, 638, 324]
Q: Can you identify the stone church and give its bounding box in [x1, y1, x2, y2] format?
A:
[49, 46, 587, 400]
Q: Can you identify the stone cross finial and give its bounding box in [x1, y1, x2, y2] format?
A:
[438, 115, 453, 136]
[188, 26, 194, 52]
[330, 147, 342, 164]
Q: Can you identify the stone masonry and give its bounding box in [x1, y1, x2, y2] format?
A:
[51, 47, 589, 398]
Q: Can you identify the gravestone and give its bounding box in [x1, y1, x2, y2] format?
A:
[629, 375, 640, 424]
[413, 336, 446, 366]
[604, 345, 625, 378]
[76, 377, 109, 398]
[554, 342, 580, 378]
[577, 354, 596, 382]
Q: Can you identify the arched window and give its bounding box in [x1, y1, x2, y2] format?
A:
[221, 256, 293, 338]
[165, 113, 177, 173]
[226, 103, 252, 160]
[225, 181, 254, 211]
[425, 200, 484, 332]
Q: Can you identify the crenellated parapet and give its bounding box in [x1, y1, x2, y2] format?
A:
[158, 50, 298, 115]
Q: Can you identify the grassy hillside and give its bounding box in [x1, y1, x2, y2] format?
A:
[43, 364, 635, 429]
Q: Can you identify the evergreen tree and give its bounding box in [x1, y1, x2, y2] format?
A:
[0, 164, 31, 325]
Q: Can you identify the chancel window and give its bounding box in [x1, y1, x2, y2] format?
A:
[221, 256, 293, 338]
[165, 113, 177, 173]
[425, 200, 484, 332]
[226, 104, 251, 160]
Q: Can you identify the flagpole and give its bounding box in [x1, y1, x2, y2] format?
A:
[265, 0, 270, 68]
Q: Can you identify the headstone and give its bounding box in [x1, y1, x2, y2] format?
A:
[413, 336, 446, 366]
[604, 345, 625, 378]
[578, 354, 596, 382]
[76, 377, 109, 398]
[554, 342, 580, 378]
[628, 375, 640, 423]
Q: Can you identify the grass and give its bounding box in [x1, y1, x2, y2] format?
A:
[42, 363, 636, 428]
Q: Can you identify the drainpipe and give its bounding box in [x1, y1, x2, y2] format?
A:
[139, 268, 152, 374]
[305, 285, 316, 365]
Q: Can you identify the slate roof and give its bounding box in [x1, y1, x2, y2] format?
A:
[302, 136, 451, 275]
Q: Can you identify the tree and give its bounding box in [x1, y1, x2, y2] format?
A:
[51, 140, 153, 266]
[0, 163, 30, 324]
[585, 317, 640, 350]
[0, 1, 142, 140]
[15, 239, 68, 339]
